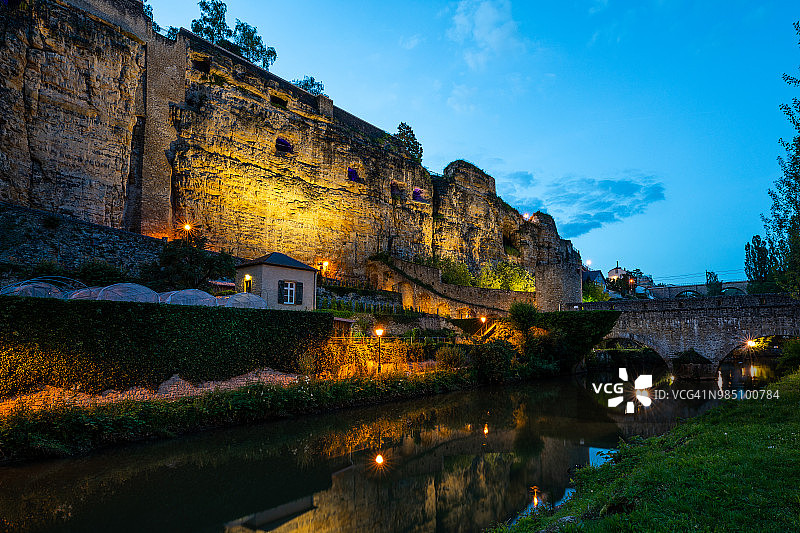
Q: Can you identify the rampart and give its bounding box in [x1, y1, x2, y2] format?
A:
[0, 0, 582, 308]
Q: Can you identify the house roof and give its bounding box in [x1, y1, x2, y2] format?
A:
[582, 270, 606, 284]
[236, 252, 318, 272]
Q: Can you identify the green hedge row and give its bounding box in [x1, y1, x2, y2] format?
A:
[0, 296, 333, 398]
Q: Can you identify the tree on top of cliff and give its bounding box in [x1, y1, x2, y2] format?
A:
[191, 1, 277, 70]
[395, 122, 423, 163]
[191, 0, 232, 43]
[292, 76, 327, 97]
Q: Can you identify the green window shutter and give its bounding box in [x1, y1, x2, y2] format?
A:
[278, 280, 285, 304]
[296, 282, 303, 305]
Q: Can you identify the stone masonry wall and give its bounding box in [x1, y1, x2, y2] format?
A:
[0, 201, 163, 277]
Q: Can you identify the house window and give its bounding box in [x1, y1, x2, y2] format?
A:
[283, 281, 296, 304]
[347, 167, 364, 183]
[276, 138, 293, 153]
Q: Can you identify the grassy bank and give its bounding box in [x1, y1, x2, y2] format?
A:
[0, 371, 474, 462]
[496, 371, 800, 532]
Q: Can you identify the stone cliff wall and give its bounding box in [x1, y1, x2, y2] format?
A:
[170, 35, 433, 273]
[0, 0, 146, 229]
[0, 0, 582, 309]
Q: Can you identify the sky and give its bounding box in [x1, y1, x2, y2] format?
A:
[149, 0, 799, 285]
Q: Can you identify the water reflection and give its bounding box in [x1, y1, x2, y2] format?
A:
[0, 361, 778, 533]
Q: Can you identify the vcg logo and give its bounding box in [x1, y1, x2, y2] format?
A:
[592, 368, 653, 414]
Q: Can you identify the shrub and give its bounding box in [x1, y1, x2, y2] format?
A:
[75, 259, 125, 285]
[508, 302, 538, 332]
[777, 339, 800, 374]
[435, 346, 465, 369]
[468, 340, 514, 384]
[0, 296, 333, 398]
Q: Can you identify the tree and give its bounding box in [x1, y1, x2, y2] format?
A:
[395, 122, 423, 163]
[292, 76, 326, 96]
[607, 272, 635, 298]
[745, 235, 778, 293]
[231, 19, 276, 70]
[476, 261, 535, 292]
[583, 280, 610, 302]
[762, 21, 800, 297]
[191, 0, 232, 44]
[191, 2, 277, 70]
[705, 270, 722, 296]
[140, 233, 235, 291]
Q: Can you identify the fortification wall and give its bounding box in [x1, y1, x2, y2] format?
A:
[0, 0, 582, 308]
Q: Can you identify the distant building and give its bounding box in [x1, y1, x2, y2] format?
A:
[582, 269, 607, 290]
[235, 252, 318, 311]
[608, 262, 627, 281]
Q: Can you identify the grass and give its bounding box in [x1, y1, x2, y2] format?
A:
[493, 370, 800, 532]
[0, 371, 474, 462]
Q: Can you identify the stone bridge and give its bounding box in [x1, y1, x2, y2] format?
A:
[574, 294, 800, 371]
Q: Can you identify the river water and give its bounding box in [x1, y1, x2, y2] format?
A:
[0, 359, 777, 533]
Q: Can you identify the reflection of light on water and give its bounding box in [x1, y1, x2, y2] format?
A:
[483, 423, 489, 436]
[750, 365, 757, 378]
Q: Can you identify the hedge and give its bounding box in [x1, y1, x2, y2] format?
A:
[0, 296, 333, 398]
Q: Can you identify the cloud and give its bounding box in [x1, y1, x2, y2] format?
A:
[400, 34, 422, 50]
[589, 0, 609, 14]
[447, 0, 523, 70]
[447, 84, 476, 113]
[498, 171, 666, 238]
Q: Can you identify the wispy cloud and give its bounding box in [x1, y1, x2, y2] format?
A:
[589, 0, 609, 14]
[498, 171, 666, 238]
[447, 84, 476, 113]
[400, 34, 423, 50]
[447, 0, 523, 70]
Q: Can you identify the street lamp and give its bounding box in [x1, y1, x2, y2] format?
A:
[375, 327, 384, 376]
[480, 316, 486, 335]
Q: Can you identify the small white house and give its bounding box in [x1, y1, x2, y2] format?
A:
[235, 252, 318, 311]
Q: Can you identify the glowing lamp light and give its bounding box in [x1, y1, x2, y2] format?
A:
[480, 316, 486, 324]
[183, 223, 192, 232]
[746, 340, 757, 348]
[375, 328, 384, 337]
[375, 454, 384, 465]
[322, 261, 329, 268]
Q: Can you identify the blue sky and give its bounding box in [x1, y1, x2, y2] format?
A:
[149, 0, 798, 284]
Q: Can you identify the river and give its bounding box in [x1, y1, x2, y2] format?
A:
[0, 358, 777, 533]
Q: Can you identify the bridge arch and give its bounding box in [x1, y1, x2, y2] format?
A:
[721, 287, 746, 296]
[601, 332, 674, 368]
[675, 290, 702, 298]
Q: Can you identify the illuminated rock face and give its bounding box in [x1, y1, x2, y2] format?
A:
[0, 0, 146, 229]
[0, 0, 582, 308]
[170, 40, 434, 274]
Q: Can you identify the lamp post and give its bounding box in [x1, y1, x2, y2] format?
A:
[375, 327, 384, 377]
[480, 316, 486, 336]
